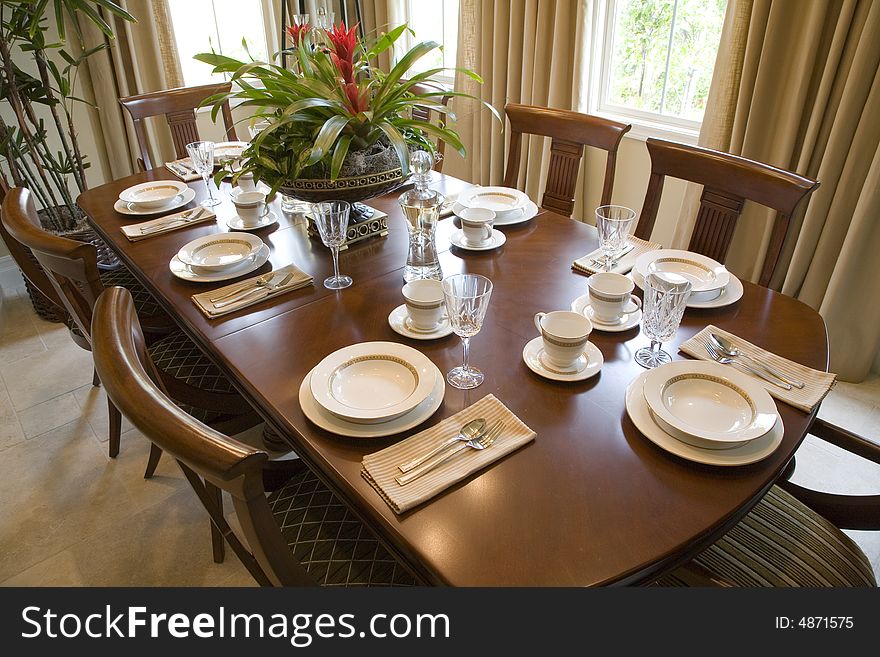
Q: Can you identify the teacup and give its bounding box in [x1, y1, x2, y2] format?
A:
[235, 173, 257, 193]
[587, 272, 641, 324]
[458, 207, 495, 246]
[231, 190, 270, 226]
[534, 310, 592, 369]
[402, 279, 445, 331]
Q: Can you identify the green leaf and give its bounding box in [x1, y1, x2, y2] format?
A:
[329, 135, 351, 180]
[377, 122, 410, 175]
[306, 115, 351, 166]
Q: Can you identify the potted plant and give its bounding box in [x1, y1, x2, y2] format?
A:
[0, 0, 135, 319]
[196, 21, 498, 204]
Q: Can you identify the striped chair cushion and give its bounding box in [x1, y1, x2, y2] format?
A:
[268, 469, 415, 587]
[99, 266, 165, 318]
[655, 485, 876, 587]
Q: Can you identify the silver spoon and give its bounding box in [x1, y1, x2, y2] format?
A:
[398, 417, 487, 474]
[709, 333, 805, 389]
[705, 340, 792, 390]
[396, 421, 503, 486]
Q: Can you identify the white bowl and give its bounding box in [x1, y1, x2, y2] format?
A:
[118, 180, 188, 210]
[176, 233, 264, 271]
[458, 186, 529, 221]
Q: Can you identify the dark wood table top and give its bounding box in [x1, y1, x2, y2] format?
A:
[79, 171, 828, 586]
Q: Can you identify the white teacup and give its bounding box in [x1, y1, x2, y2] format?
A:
[458, 207, 495, 246]
[232, 190, 270, 226]
[402, 279, 445, 331]
[534, 310, 592, 369]
[236, 173, 257, 192]
[586, 272, 642, 324]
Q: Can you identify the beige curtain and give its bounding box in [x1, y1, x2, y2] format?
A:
[77, 0, 183, 180]
[669, 0, 880, 382]
[446, 0, 591, 215]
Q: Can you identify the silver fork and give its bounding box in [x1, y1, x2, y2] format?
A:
[395, 421, 504, 486]
[139, 207, 206, 234]
[705, 340, 792, 390]
[212, 272, 295, 308]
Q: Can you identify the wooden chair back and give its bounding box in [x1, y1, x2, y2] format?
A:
[406, 81, 453, 173]
[503, 103, 631, 217]
[1, 187, 102, 341]
[119, 83, 237, 170]
[0, 181, 69, 317]
[633, 138, 820, 287]
[91, 286, 313, 586]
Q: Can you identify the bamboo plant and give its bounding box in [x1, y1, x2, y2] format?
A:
[0, 0, 134, 226]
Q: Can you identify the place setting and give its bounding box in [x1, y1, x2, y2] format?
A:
[228, 188, 278, 231]
[452, 185, 538, 226]
[114, 179, 196, 216]
[571, 271, 642, 332]
[449, 207, 507, 251]
[523, 310, 604, 382]
[169, 232, 271, 282]
[631, 248, 743, 309]
[388, 279, 454, 340]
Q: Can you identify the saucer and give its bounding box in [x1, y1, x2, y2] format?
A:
[114, 187, 196, 216]
[227, 211, 278, 231]
[388, 304, 453, 340]
[449, 228, 507, 251]
[522, 336, 603, 381]
[571, 294, 642, 332]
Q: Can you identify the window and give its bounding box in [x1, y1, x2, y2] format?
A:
[401, 0, 459, 83]
[590, 0, 727, 141]
[167, 0, 269, 87]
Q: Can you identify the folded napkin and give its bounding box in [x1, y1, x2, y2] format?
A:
[679, 325, 836, 413]
[121, 208, 216, 241]
[361, 394, 536, 514]
[165, 158, 201, 182]
[191, 264, 313, 318]
[439, 190, 460, 218]
[572, 236, 662, 276]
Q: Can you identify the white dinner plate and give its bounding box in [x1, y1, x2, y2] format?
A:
[632, 268, 744, 309]
[642, 360, 778, 448]
[387, 304, 454, 340]
[213, 141, 249, 163]
[309, 342, 439, 424]
[118, 180, 189, 209]
[299, 367, 445, 439]
[227, 211, 278, 232]
[453, 200, 538, 226]
[625, 370, 784, 466]
[169, 243, 270, 282]
[449, 228, 507, 251]
[522, 336, 603, 382]
[177, 233, 264, 270]
[571, 294, 642, 332]
[634, 249, 730, 294]
[114, 187, 196, 216]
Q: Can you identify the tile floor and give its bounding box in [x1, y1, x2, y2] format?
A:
[0, 265, 877, 586]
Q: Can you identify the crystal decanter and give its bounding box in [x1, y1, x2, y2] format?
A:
[398, 150, 443, 282]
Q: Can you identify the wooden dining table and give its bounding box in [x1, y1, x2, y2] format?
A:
[78, 170, 828, 586]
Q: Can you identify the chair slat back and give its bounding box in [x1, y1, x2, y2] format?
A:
[503, 103, 631, 217]
[1, 188, 101, 338]
[119, 83, 237, 170]
[634, 138, 819, 286]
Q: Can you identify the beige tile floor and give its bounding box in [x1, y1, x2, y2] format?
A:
[0, 266, 877, 586]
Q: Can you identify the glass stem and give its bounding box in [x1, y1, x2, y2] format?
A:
[204, 175, 214, 202]
[461, 336, 471, 372]
[331, 246, 340, 281]
[650, 339, 661, 353]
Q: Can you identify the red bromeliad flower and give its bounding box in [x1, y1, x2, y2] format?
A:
[286, 23, 311, 46]
[343, 82, 370, 114]
[325, 22, 359, 84]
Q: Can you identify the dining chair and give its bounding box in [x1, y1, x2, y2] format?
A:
[633, 138, 820, 287]
[118, 82, 238, 171]
[502, 103, 631, 218]
[92, 285, 416, 587]
[406, 80, 453, 173]
[0, 188, 259, 464]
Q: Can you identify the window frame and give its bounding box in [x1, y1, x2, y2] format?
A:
[584, 0, 722, 144]
[401, 0, 458, 86]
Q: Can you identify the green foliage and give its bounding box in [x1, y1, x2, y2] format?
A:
[607, 0, 726, 120]
[198, 24, 500, 198]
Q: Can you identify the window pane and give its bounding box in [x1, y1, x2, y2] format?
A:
[407, 0, 459, 78]
[214, 0, 268, 63]
[604, 0, 726, 122]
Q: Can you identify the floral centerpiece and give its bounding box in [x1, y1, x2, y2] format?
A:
[196, 22, 497, 203]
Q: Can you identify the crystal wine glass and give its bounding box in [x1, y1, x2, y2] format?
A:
[595, 205, 636, 271]
[635, 272, 692, 368]
[186, 141, 221, 208]
[313, 200, 352, 290]
[441, 274, 493, 389]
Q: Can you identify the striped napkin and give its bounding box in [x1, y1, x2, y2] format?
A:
[679, 325, 836, 413]
[165, 158, 200, 181]
[362, 394, 536, 514]
[572, 236, 662, 276]
[121, 208, 216, 241]
[191, 264, 313, 318]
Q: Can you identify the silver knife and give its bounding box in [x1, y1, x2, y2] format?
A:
[140, 208, 207, 234]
